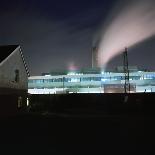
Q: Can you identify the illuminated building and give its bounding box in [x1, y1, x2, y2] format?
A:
[28, 67, 155, 94]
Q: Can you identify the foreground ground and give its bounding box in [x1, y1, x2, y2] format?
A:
[0, 113, 155, 155]
[1, 93, 155, 154]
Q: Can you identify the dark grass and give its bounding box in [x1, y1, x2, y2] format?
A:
[0, 93, 155, 154]
[0, 114, 154, 155]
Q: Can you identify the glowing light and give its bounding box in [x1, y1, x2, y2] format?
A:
[68, 62, 77, 71]
[27, 98, 29, 106]
[67, 72, 76, 75]
[98, 0, 155, 67]
[101, 78, 108, 82]
[67, 72, 83, 76]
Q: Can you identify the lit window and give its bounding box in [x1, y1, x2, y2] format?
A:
[70, 78, 80, 82]
[101, 78, 108, 82]
[35, 79, 44, 83]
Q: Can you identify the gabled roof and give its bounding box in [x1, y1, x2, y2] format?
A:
[0, 45, 30, 76]
[0, 45, 19, 63]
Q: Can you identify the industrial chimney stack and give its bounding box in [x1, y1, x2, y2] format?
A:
[92, 46, 98, 68]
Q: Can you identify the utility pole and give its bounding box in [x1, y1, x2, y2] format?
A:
[123, 48, 130, 93]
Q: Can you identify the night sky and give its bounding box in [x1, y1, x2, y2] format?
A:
[0, 0, 155, 75]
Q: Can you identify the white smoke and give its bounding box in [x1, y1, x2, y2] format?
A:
[98, 0, 155, 67]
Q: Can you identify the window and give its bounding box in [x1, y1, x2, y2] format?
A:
[91, 77, 101, 81]
[70, 78, 80, 82]
[144, 74, 155, 80]
[35, 79, 44, 84]
[101, 77, 111, 82]
[110, 76, 120, 81]
[44, 79, 49, 83]
[49, 79, 54, 82]
[81, 77, 91, 82]
[65, 78, 80, 82]
[131, 76, 140, 80]
[29, 80, 34, 83]
[15, 69, 19, 82]
[53, 78, 62, 82]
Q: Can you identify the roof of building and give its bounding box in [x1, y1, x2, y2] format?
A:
[0, 45, 30, 76]
[116, 66, 139, 72]
[0, 45, 19, 63]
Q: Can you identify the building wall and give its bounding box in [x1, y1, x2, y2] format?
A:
[0, 47, 28, 92]
[136, 86, 155, 93]
[28, 72, 155, 94]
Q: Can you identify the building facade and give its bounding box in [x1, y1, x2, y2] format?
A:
[0, 45, 29, 93]
[28, 69, 155, 94]
[0, 45, 29, 115]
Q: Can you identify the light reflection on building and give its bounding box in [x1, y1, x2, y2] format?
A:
[28, 67, 155, 94]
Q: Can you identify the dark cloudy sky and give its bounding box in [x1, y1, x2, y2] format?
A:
[0, 0, 155, 75]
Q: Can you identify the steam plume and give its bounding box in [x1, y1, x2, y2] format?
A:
[98, 0, 155, 67]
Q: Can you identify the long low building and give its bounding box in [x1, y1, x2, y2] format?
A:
[28, 67, 155, 94]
